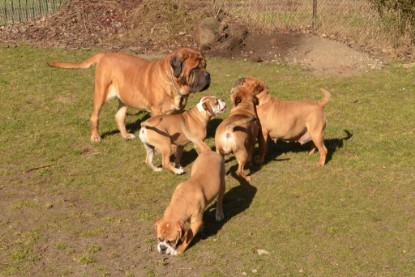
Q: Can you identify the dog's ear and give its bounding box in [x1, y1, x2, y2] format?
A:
[252, 80, 266, 95]
[202, 100, 215, 116]
[154, 219, 161, 236]
[253, 95, 259, 105]
[170, 55, 184, 77]
[175, 222, 186, 243]
[233, 77, 245, 88]
[231, 91, 242, 107]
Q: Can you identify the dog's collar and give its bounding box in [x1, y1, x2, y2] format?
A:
[170, 72, 186, 97]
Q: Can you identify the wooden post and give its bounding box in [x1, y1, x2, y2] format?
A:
[312, 0, 317, 32]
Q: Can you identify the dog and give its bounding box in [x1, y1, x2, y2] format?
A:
[48, 48, 211, 142]
[139, 96, 226, 174]
[234, 77, 330, 166]
[215, 86, 263, 182]
[154, 120, 225, 255]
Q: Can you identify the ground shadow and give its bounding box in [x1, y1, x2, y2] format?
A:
[190, 181, 257, 247]
[101, 111, 150, 139]
[262, 129, 353, 165]
[206, 118, 223, 139]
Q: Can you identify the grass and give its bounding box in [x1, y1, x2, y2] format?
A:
[1, 44, 415, 276]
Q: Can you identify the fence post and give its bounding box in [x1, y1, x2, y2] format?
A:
[312, 0, 317, 32]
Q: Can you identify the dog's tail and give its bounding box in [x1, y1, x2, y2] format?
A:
[48, 53, 105, 69]
[181, 119, 211, 154]
[226, 117, 258, 132]
[319, 88, 331, 107]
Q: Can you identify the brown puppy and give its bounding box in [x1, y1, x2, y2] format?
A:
[139, 96, 226, 174]
[215, 87, 263, 182]
[154, 122, 225, 255]
[235, 77, 330, 166]
[48, 48, 210, 142]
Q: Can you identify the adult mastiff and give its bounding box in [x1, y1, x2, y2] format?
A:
[48, 48, 211, 142]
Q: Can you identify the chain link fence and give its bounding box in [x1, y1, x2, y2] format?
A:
[0, 0, 67, 25]
[1, 0, 411, 55]
[221, 0, 410, 54]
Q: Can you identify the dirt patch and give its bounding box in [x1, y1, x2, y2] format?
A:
[207, 32, 383, 74]
[0, 0, 384, 75]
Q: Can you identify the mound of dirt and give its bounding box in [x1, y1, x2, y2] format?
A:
[0, 0, 383, 74]
[208, 32, 383, 74]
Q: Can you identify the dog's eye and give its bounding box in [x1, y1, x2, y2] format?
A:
[168, 240, 177, 247]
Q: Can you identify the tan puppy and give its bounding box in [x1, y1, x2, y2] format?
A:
[139, 96, 226, 174]
[215, 87, 263, 182]
[235, 77, 330, 166]
[48, 48, 210, 142]
[154, 122, 225, 255]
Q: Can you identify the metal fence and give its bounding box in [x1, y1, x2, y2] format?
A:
[0, 0, 410, 52]
[0, 0, 67, 25]
[221, 0, 407, 52]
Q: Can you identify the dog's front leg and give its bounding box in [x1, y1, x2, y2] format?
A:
[174, 145, 184, 169]
[174, 220, 203, 255]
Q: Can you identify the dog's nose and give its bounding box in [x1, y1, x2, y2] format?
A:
[204, 71, 211, 81]
[159, 244, 167, 252]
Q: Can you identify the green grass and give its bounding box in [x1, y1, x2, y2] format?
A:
[1, 44, 415, 276]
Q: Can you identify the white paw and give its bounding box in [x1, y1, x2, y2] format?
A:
[90, 135, 102, 142]
[124, 133, 136, 140]
[153, 167, 163, 172]
[174, 166, 185, 175]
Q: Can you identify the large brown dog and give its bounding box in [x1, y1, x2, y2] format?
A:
[235, 77, 330, 166]
[48, 48, 211, 142]
[154, 122, 225, 255]
[215, 86, 263, 182]
[139, 95, 226, 174]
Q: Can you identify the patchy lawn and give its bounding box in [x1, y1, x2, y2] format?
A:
[0, 44, 414, 276]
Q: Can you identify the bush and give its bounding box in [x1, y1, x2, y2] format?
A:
[371, 0, 415, 42]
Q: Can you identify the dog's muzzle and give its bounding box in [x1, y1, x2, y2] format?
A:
[157, 242, 177, 256]
[191, 70, 211, 93]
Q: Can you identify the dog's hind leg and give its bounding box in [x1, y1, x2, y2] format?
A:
[115, 102, 135, 140]
[235, 152, 251, 182]
[144, 144, 162, 172]
[215, 177, 225, 221]
[310, 133, 327, 167]
[91, 75, 111, 142]
[160, 145, 184, 175]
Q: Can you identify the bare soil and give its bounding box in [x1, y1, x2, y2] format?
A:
[0, 0, 383, 75]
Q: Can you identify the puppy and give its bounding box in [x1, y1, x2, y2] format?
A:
[215, 86, 264, 182]
[154, 121, 225, 255]
[235, 77, 330, 166]
[139, 96, 226, 174]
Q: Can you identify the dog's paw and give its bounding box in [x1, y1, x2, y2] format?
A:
[90, 135, 102, 142]
[254, 156, 264, 165]
[153, 167, 163, 172]
[169, 249, 178, 256]
[124, 133, 136, 140]
[174, 167, 185, 175]
[215, 211, 224, 222]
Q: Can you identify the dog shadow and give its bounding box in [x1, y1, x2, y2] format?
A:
[206, 118, 223, 139]
[263, 129, 353, 165]
[101, 111, 150, 139]
[190, 180, 257, 247]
